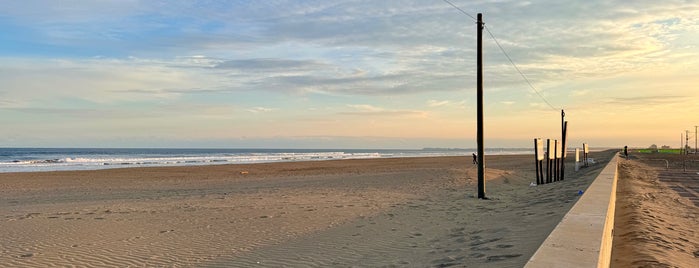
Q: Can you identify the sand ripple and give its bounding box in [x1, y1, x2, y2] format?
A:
[0, 153, 616, 267]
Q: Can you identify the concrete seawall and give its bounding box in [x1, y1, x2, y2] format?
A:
[525, 155, 619, 267]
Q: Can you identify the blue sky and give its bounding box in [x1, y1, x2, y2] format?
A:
[1, 0, 698, 148]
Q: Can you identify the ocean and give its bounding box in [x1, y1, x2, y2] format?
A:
[0, 147, 533, 173]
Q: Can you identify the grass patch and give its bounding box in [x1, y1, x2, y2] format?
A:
[636, 149, 682, 154]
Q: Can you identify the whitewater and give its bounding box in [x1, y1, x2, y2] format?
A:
[0, 148, 533, 173]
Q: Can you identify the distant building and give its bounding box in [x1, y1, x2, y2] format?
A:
[661, 145, 671, 149]
[646, 144, 659, 153]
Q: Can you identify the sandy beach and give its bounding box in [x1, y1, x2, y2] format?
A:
[611, 153, 699, 267]
[1, 151, 615, 267]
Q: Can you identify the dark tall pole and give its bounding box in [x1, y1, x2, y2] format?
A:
[562, 121, 568, 179]
[476, 13, 486, 199]
[686, 130, 690, 154]
[554, 140, 558, 182]
[561, 110, 566, 180]
[534, 139, 541, 185]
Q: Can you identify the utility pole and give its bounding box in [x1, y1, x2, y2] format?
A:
[561, 110, 566, 180]
[686, 130, 690, 154]
[476, 13, 486, 199]
[695, 126, 697, 154]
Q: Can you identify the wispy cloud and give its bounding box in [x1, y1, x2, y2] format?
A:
[427, 100, 450, 107]
[1, 1, 698, 147]
[342, 104, 427, 117]
[604, 95, 687, 106]
[347, 104, 384, 113]
[214, 58, 328, 71]
[246, 107, 276, 113]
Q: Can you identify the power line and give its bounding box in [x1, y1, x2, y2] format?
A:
[441, 1, 560, 111]
[442, 0, 477, 21]
[484, 25, 558, 111]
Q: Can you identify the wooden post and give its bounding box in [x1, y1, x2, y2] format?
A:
[539, 156, 544, 183]
[534, 139, 540, 185]
[547, 139, 553, 183]
[575, 148, 580, 171]
[476, 13, 486, 199]
[535, 138, 543, 185]
[554, 140, 559, 182]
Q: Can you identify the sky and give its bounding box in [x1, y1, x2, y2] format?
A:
[0, 0, 698, 149]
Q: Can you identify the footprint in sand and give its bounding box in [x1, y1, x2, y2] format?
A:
[470, 252, 486, 258]
[469, 237, 502, 247]
[432, 256, 465, 267]
[471, 246, 491, 251]
[486, 254, 522, 262]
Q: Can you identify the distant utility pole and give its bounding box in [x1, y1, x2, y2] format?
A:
[681, 132, 684, 154]
[687, 130, 691, 154]
[476, 13, 486, 199]
[695, 126, 697, 154]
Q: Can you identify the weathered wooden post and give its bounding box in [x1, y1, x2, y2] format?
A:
[575, 148, 580, 171]
[547, 139, 554, 183]
[534, 138, 544, 185]
[554, 140, 561, 182]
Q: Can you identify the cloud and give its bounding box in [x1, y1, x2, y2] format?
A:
[427, 100, 451, 107]
[214, 58, 328, 71]
[0, 99, 23, 108]
[256, 72, 466, 95]
[347, 104, 384, 113]
[604, 95, 687, 106]
[341, 104, 427, 117]
[1, 0, 699, 148]
[1, 107, 124, 119]
[0, 58, 218, 104]
[246, 107, 275, 113]
[571, 89, 590, 97]
[4, 0, 696, 99]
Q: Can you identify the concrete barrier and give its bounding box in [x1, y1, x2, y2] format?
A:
[525, 155, 619, 267]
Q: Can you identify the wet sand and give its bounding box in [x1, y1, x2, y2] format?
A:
[0, 151, 615, 267]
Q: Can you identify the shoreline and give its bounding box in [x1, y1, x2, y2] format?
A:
[1, 147, 614, 173]
[1, 152, 616, 267]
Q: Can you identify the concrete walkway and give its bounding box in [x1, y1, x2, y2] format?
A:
[525, 155, 619, 267]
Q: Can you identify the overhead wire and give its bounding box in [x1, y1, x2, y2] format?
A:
[442, 0, 560, 111]
[442, 0, 477, 21]
[484, 25, 558, 111]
